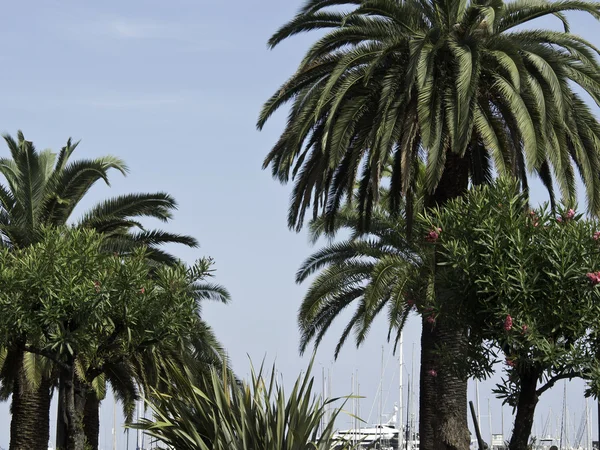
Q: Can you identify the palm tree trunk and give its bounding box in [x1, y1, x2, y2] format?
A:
[83, 392, 100, 450]
[63, 362, 88, 450]
[9, 351, 53, 450]
[434, 320, 469, 450]
[509, 370, 540, 450]
[419, 151, 470, 450]
[56, 378, 68, 450]
[419, 318, 439, 450]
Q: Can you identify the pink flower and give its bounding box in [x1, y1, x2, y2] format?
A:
[427, 369, 437, 377]
[426, 315, 436, 324]
[425, 228, 441, 243]
[533, 222, 539, 227]
[505, 358, 516, 368]
[93, 281, 101, 293]
[557, 216, 563, 223]
[139, 287, 146, 294]
[566, 209, 575, 219]
[504, 315, 513, 331]
[529, 210, 536, 216]
[593, 231, 600, 241]
[586, 272, 600, 285]
[521, 324, 528, 333]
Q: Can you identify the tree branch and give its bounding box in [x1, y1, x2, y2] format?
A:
[536, 370, 583, 396]
[23, 345, 69, 371]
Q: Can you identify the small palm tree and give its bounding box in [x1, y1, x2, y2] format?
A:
[0, 132, 197, 450]
[297, 197, 422, 358]
[71, 258, 231, 450]
[83, 313, 229, 449]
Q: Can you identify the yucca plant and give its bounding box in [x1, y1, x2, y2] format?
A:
[134, 358, 357, 450]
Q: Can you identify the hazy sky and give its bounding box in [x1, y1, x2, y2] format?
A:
[0, 1, 598, 449]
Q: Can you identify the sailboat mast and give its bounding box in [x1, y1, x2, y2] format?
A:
[137, 396, 142, 450]
[405, 375, 411, 450]
[586, 397, 592, 450]
[560, 381, 567, 449]
[597, 400, 600, 450]
[357, 375, 361, 434]
[113, 396, 117, 450]
[501, 404, 505, 443]
[476, 380, 481, 430]
[321, 366, 326, 436]
[411, 343, 416, 449]
[328, 368, 333, 424]
[356, 371, 361, 440]
[380, 346, 384, 444]
[399, 332, 404, 450]
[488, 398, 492, 449]
[351, 373, 355, 445]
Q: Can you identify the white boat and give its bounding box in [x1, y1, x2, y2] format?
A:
[331, 412, 400, 449]
[331, 408, 420, 450]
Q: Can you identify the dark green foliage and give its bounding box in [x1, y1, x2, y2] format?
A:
[420, 178, 600, 449]
[422, 178, 600, 395]
[0, 131, 206, 450]
[0, 227, 224, 450]
[297, 197, 421, 358]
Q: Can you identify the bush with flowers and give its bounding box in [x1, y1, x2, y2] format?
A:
[420, 178, 600, 450]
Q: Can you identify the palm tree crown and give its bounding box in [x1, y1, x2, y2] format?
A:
[0, 131, 197, 256]
[259, 0, 600, 230]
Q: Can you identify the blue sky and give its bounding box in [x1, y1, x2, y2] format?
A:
[0, 1, 598, 449]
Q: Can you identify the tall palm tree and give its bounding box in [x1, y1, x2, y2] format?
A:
[0, 131, 197, 450]
[258, 1, 600, 448]
[259, 0, 600, 227]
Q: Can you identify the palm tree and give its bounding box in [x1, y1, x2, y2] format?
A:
[81, 275, 231, 450]
[81, 299, 229, 449]
[63, 259, 230, 450]
[258, 1, 600, 448]
[0, 131, 197, 450]
[297, 195, 440, 440]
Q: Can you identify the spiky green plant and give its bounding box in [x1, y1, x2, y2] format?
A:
[135, 358, 357, 450]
